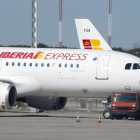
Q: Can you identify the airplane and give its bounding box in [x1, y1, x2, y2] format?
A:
[0, 19, 140, 112]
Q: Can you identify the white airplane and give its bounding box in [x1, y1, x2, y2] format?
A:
[0, 19, 140, 111]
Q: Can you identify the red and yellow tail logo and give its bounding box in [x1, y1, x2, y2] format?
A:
[82, 39, 92, 49]
[82, 39, 103, 50]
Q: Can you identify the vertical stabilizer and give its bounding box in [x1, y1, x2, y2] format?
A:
[75, 19, 112, 50]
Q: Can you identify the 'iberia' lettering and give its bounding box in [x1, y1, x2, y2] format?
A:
[3, 52, 11, 58]
[0, 52, 5, 58]
[15, 52, 24, 59]
[22, 53, 28, 59]
[25, 53, 34, 59]
[9, 52, 18, 58]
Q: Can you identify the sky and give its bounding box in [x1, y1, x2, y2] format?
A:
[0, 0, 140, 49]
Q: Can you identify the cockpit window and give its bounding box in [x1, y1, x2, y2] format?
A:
[133, 63, 140, 70]
[125, 63, 132, 70]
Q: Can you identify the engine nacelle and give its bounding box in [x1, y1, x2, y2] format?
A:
[25, 96, 67, 110]
[0, 83, 17, 110]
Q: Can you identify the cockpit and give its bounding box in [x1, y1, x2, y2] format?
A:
[125, 63, 140, 70]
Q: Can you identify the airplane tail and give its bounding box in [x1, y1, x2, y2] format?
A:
[75, 19, 112, 50]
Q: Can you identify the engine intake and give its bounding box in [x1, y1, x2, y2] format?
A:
[0, 83, 17, 110]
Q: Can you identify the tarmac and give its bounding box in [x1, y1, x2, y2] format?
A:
[0, 110, 140, 140]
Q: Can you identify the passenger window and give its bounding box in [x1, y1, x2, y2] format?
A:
[125, 63, 132, 70]
[47, 63, 50, 67]
[41, 63, 44, 67]
[18, 62, 20, 66]
[59, 63, 61, 67]
[53, 63, 55, 67]
[6, 62, 9, 66]
[70, 64, 73, 68]
[35, 63, 38, 67]
[29, 63, 32, 67]
[64, 64, 67, 68]
[12, 62, 15, 66]
[76, 64, 79, 68]
[23, 63, 26, 67]
[133, 63, 140, 70]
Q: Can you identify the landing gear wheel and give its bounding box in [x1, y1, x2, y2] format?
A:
[103, 111, 111, 119]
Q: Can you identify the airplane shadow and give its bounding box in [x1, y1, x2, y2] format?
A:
[0, 113, 139, 121]
[0, 111, 98, 119]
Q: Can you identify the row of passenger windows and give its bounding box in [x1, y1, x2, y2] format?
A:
[125, 63, 140, 70]
[6, 62, 80, 68]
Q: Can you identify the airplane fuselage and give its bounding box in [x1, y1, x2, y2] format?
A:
[0, 48, 140, 98]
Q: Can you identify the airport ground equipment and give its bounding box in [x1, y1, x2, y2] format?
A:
[102, 97, 111, 119]
[111, 91, 140, 120]
[103, 91, 140, 120]
[76, 115, 80, 122]
[98, 115, 101, 123]
[103, 107, 111, 119]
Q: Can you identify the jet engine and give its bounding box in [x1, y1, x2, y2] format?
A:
[18, 96, 67, 110]
[0, 83, 17, 110]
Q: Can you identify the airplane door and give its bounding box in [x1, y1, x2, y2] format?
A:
[96, 55, 110, 80]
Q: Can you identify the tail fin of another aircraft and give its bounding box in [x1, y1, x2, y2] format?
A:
[75, 19, 112, 50]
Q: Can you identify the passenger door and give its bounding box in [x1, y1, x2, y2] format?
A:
[96, 55, 110, 80]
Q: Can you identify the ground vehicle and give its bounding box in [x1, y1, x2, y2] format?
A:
[103, 92, 140, 119]
[102, 97, 112, 119]
[111, 91, 140, 119]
